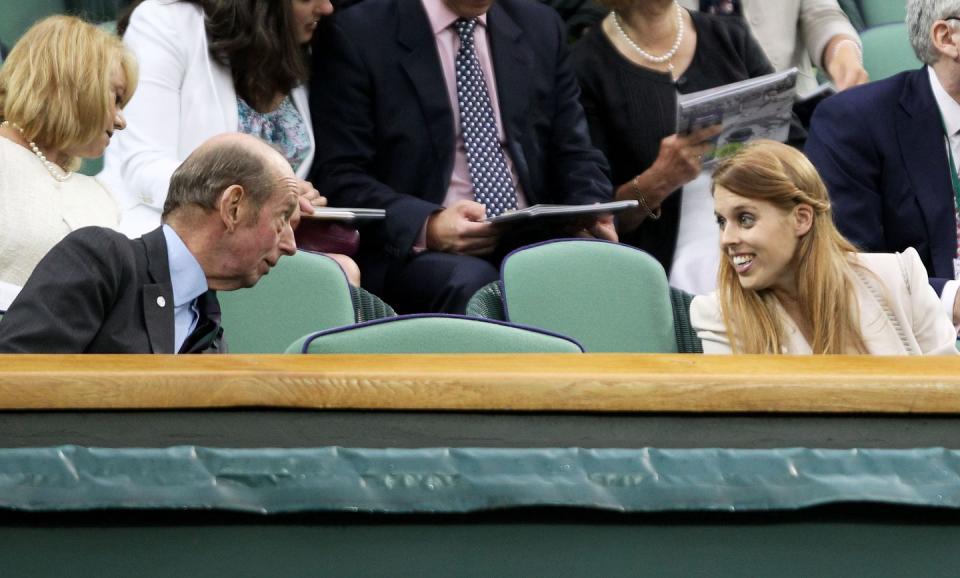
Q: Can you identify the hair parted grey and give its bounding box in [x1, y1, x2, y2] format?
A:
[907, 0, 960, 65]
[162, 140, 278, 219]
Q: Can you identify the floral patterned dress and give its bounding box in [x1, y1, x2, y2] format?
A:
[237, 95, 310, 173]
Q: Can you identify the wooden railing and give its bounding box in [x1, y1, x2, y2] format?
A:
[0, 354, 958, 413]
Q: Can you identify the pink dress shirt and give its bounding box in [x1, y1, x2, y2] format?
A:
[415, 0, 527, 249]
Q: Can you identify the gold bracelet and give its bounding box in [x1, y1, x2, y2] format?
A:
[632, 176, 661, 220]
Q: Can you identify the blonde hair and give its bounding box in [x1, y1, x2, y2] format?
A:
[0, 15, 138, 170]
[712, 140, 867, 354]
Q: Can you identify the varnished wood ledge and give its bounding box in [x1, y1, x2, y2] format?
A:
[0, 354, 958, 413]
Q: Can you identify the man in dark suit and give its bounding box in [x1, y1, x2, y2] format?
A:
[0, 133, 301, 353]
[310, 0, 615, 313]
[805, 0, 960, 327]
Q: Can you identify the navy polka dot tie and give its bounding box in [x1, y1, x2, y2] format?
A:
[454, 18, 518, 219]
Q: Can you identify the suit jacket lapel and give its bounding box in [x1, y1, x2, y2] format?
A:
[398, 0, 454, 191]
[898, 67, 956, 279]
[140, 227, 176, 354]
[487, 4, 533, 194]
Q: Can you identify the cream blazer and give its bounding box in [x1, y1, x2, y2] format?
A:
[97, 0, 315, 238]
[679, 0, 858, 94]
[691, 249, 959, 355]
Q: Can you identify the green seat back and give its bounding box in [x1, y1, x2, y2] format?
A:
[288, 314, 583, 354]
[669, 287, 703, 353]
[838, 0, 867, 31]
[65, 0, 122, 24]
[79, 157, 103, 177]
[859, 0, 906, 27]
[219, 250, 355, 353]
[349, 285, 397, 323]
[469, 280, 703, 353]
[501, 240, 677, 353]
[0, 1, 66, 47]
[861, 22, 920, 81]
[466, 281, 506, 320]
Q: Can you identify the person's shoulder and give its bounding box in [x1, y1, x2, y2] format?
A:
[495, 0, 565, 38]
[130, 0, 202, 22]
[62, 226, 131, 251]
[690, 10, 752, 41]
[822, 68, 919, 112]
[126, 0, 204, 40]
[571, 20, 608, 66]
[498, 0, 564, 20]
[852, 249, 927, 286]
[329, 0, 396, 29]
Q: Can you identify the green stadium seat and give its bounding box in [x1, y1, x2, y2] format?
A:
[499, 239, 677, 353]
[0, 1, 67, 47]
[218, 250, 357, 353]
[859, 0, 906, 27]
[288, 314, 584, 354]
[838, 0, 868, 31]
[468, 280, 702, 353]
[861, 22, 921, 81]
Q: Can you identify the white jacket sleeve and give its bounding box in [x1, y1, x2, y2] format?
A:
[798, 0, 859, 70]
[901, 248, 960, 355]
[111, 0, 191, 210]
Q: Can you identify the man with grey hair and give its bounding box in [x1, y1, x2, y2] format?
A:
[806, 0, 960, 331]
[0, 133, 300, 353]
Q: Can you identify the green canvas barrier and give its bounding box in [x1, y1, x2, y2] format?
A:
[2, 446, 960, 513]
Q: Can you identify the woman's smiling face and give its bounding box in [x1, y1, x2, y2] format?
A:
[714, 184, 807, 295]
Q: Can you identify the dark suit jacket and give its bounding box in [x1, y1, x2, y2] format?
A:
[805, 67, 955, 295]
[309, 0, 613, 290]
[0, 227, 223, 353]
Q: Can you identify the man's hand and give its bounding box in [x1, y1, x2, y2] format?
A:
[824, 36, 869, 91]
[426, 200, 499, 255]
[297, 179, 328, 215]
[570, 213, 618, 242]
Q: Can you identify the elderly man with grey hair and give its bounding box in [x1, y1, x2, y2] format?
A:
[0, 133, 301, 353]
[805, 0, 960, 333]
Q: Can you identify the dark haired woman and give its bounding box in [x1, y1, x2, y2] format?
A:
[99, 0, 360, 283]
[99, 0, 331, 233]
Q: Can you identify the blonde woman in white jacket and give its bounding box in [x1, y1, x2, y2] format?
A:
[691, 141, 957, 355]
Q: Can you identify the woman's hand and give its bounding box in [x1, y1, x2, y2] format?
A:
[823, 36, 868, 91]
[615, 124, 721, 233]
[297, 179, 327, 215]
[648, 124, 722, 194]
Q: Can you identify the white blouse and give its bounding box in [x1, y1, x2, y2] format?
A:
[0, 137, 119, 307]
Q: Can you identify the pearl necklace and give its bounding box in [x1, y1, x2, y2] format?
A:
[0, 120, 72, 182]
[612, 1, 684, 77]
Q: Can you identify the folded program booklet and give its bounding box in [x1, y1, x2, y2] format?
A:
[485, 200, 639, 224]
[301, 207, 386, 221]
[677, 67, 798, 165]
